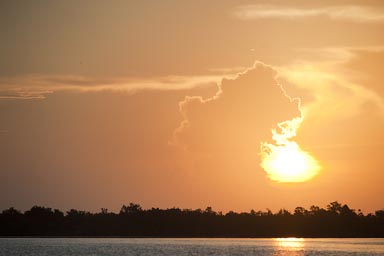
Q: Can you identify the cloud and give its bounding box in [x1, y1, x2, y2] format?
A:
[279, 47, 384, 122]
[272, 50, 384, 178]
[276, 53, 384, 189]
[234, 5, 384, 23]
[342, 49, 384, 98]
[172, 62, 301, 156]
[280, 65, 384, 126]
[0, 74, 227, 99]
[0, 88, 53, 99]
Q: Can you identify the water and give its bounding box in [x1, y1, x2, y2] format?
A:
[0, 238, 383, 256]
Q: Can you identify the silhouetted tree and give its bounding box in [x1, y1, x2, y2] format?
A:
[1, 202, 383, 237]
[294, 207, 307, 216]
[375, 210, 384, 218]
[120, 203, 142, 215]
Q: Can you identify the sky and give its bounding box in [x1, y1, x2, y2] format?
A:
[1, 0, 383, 213]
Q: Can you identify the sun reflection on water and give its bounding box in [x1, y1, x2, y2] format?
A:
[274, 238, 305, 255]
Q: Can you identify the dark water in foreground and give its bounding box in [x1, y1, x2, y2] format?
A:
[0, 238, 383, 256]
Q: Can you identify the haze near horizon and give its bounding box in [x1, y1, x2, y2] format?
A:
[0, 0, 383, 214]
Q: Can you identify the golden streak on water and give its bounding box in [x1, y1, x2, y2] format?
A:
[275, 237, 305, 251]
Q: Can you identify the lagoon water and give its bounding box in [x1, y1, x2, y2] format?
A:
[0, 238, 383, 256]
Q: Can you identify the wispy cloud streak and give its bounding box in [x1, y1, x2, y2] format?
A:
[234, 5, 384, 23]
[0, 74, 227, 99]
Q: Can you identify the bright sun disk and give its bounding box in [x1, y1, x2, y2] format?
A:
[261, 141, 321, 183]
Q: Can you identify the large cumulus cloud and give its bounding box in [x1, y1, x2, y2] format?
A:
[173, 62, 301, 156]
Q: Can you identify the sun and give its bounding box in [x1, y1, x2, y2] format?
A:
[261, 141, 321, 183]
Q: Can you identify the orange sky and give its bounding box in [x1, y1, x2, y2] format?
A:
[0, 0, 383, 213]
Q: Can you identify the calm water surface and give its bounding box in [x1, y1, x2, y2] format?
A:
[0, 238, 383, 256]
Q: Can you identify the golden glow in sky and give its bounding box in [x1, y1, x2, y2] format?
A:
[260, 116, 321, 183]
[261, 141, 321, 183]
[1, 1, 384, 213]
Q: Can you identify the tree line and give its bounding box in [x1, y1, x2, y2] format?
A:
[1, 201, 383, 237]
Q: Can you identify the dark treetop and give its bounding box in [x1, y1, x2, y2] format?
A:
[1, 201, 383, 237]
